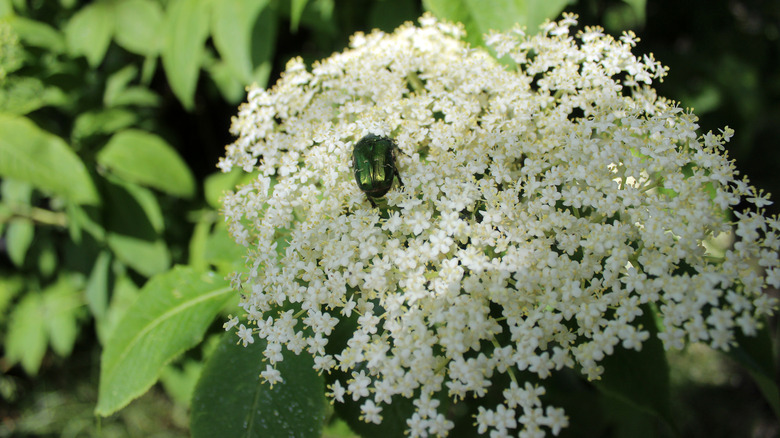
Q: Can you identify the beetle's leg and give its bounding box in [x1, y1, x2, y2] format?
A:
[368, 197, 378, 208]
[391, 146, 404, 187]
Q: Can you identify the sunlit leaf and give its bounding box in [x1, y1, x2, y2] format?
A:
[161, 0, 211, 110]
[86, 250, 112, 319]
[0, 275, 24, 324]
[95, 267, 232, 416]
[160, 358, 203, 407]
[250, 6, 277, 88]
[423, 0, 568, 46]
[5, 291, 47, 375]
[203, 58, 246, 104]
[103, 64, 160, 108]
[104, 65, 139, 106]
[0, 0, 12, 17]
[6, 219, 33, 267]
[9, 16, 65, 53]
[290, 0, 308, 31]
[623, 0, 647, 25]
[98, 129, 195, 198]
[103, 178, 170, 277]
[113, 0, 164, 56]
[211, 0, 269, 85]
[72, 108, 138, 141]
[64, 1, 115, 67]
[203, 168, 246, 209]
[42, 276, 84, 357]
[96, 275, 139, 345]
[0, 77, 67, 115]
[0, 115, 99, 204]
[204, 220, 246, 274]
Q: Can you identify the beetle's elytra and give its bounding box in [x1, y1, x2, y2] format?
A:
[352, 134, 403, 207]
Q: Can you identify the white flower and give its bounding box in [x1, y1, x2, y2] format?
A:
[360, 399, 383, 424]
[223, 314, 239, 331]
[260, 364, 282, 387]
[220, 13, 780, 437]
[236, 324, 254, 347]
[328, 380, 346, 403]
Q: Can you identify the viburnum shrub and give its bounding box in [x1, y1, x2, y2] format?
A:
[218, 14, 779, 437]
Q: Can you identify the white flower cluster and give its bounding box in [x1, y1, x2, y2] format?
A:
[219, 13, 779, 437]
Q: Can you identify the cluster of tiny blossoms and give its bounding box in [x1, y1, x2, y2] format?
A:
[219, 14, 779, 437]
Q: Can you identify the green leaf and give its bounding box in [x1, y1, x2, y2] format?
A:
[0, 275, 24, 324]
[249, 6, 277, 88]
[623, 0, 646, 25]
[5, 291, 48, 375]
[188, 214, 212, 271]
[1, 177, 33, 204]
[203, 168, 247, 209]
[3, 180, 35, 267]
[0, 0, 12, 17]
[603, 1, 645, 32]
[98, 129, 195, 198]
[203, 58, 246, 103]
[64, 1, 115, 67]
[594, 304, 672, 426]
[728, 322, 780, 419]
[110, 87, 161, 107]
[423, 0, 568, 46]
[204, 220, 247, 275]
[190, 331, 327, 438]
[140, 53, 158, 85]
[66, 203, 105, 243]
[9, 16, 65, 53]
[161, 0, 211, 110]
[103, 178, 170, 277]
[729, 320, 776, 380]
[36, 231, 58, 277]
[746, 368, 780, 421]
[86, 250, 112, 319]
[160, 358, 203, 407]
[113, 0, 164, 56]
[107, 231, 169, 278]
[42, 276, 84, 357]
[0, 77, 67, 115]
[95, 266, 232, 416]
[10, 0, 24, 13]
[290, 0, 308, 31]
[600, 393, 658, 438]
[72, 108, 138, 141]
[104, 65, 139, 106]
[211, 0, 270, 85]
[6, 219, 34, 267]
[0, 114, 99, 205]
[103, 65, 161, 108]
[96, 274, 139, 345]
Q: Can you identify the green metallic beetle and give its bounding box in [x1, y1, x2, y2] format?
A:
[352, 134, 404, 207]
